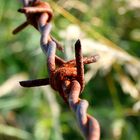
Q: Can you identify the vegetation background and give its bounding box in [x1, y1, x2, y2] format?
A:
[0, 0, 140, 140]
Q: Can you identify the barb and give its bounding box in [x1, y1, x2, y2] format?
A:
[75, 40, 84, 92]
[15, 0, 100, 139]
[19, 78, 49, 87]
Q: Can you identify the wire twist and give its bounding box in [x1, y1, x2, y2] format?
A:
[68, 80, 100, 140]
[14, 0, 100, 139]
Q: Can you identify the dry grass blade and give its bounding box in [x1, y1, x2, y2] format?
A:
[0, 124, 33, 139]
[41, 86, 63, 140]
[0, 73, 28, 97]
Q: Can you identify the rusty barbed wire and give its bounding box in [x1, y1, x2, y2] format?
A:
[13, 0, 100, 139]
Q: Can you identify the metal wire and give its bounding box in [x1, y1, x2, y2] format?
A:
[17, 0, 100, 139]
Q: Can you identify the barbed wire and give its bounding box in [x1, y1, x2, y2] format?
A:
[13, 0, 100, 139]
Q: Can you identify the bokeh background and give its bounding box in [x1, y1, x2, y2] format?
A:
[0, 0, 140, 140]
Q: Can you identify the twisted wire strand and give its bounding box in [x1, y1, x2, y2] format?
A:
[68, 80, 100, 140]
[18, 0, 100, 139]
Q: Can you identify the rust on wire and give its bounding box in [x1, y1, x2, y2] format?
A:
[75, 40, 85, 92]
[13, 0, 63, 52]
[14, 0, 100, 139]
[13, 0, 53, 33]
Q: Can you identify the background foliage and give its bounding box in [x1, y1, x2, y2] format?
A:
[0, 0, 140, 140]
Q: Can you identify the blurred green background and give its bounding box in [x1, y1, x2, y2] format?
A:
[0, 0, 140, 140]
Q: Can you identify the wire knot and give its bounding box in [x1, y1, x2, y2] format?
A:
[12, 0, 53, 35]
[47, 40, 99, 103]
[49, 61, 78, 102]
[18, 0, 53, 29]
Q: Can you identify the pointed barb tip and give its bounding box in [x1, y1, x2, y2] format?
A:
[75, 39, 81, 47]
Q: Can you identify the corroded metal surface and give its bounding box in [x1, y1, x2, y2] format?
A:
[14, 0, 100, 139]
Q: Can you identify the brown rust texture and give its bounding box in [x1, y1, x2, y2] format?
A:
[13, 0, 53, 33]
[13, 0, 63, 51]
[75, 40, 85, 92]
